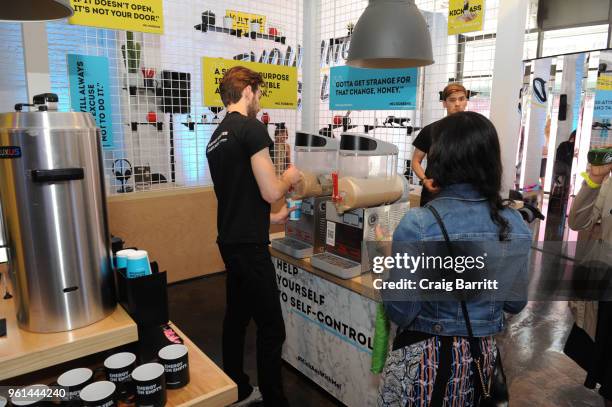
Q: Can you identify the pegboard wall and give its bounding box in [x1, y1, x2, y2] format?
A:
[25, 0, 568, 196]
[40, 0, 513, 196]
[315, 0, 502, 187]
[46, 0, 303, 195]
[0, 23, 27, 113]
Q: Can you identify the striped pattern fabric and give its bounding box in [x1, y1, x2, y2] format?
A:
[378, 336, 496, 407]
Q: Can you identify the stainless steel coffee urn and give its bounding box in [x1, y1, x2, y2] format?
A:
[0, 95, 116, 332]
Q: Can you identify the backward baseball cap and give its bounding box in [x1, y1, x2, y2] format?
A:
[441, 83, 467, 100]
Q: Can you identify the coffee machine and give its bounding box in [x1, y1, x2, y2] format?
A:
[310, 133, 410, 279]
[271, 132, 339, 258]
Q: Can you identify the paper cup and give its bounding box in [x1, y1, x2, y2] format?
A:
[158, 344, 190, 389]
[126, 250, 151, 278]
[79, 381, 116, 407]
[286, 199, 302, 221]
[58, 367, 94, 403]
[115, 249, 135, 270]
[132, 363, 166, 407]
[10, 385, 51, 406]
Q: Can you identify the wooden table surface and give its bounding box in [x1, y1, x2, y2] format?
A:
[166, 324, 237, 407]
[0, 298, 138, 381]
[0, 294, 236, 406]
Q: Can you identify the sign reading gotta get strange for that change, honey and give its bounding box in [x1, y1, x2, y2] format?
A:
[69, 0, 163, 34]
[202, 58, 298, 109]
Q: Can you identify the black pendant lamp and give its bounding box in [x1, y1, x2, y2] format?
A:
[347, 0, 434, 68]
[0, 0, 74, 22]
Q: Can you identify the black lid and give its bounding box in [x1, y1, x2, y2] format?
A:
[340, 133, 377, 151]
[32, 93, 59, 104]
[295, 132, 329, 147]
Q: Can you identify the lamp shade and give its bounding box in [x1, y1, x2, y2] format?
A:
[347, 0, 434, 68]
[0, 0, 74, 22]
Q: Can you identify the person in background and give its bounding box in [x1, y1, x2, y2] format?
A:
[206, 66, 301, 407]
[552, 130, 576, 189]
[539, 117, 551, 185]
[379, 112, 532, 406]
[566, 157, 612, 407]
[271, 122, 291, 176]
[411, 83, 468, 206]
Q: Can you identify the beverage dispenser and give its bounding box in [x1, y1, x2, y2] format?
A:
[333, 133, 409, 213]
[271, 132, 339, 258]
[0, 95, 116, 332]
[310, 133, 410, 279]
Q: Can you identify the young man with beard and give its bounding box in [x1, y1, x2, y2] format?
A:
[206, 66, 300, 407]
[411, 83, 468, 205]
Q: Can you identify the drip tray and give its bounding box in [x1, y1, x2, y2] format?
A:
[271, 237, 314, 259]
[310, 252, 362, 279]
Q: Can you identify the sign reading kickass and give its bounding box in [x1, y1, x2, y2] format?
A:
[329, 65, 418, 110]
[202, 58, 298, 109]
[67, 54, 114, 148]
[448, 0, 485, 35]
[68, 0, 163, 34]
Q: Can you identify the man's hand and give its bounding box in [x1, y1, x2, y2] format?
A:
[282, 165, 301, 186]
[423, 178, 441, 194]
[271, 205, 297, 224]
[589, 163, 612, 184]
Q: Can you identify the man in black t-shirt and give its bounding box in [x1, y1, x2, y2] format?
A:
[411, 83, 468, 205]
[206, 66, 300, 407]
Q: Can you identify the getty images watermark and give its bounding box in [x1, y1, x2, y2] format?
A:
[371, 251, 499, 292]
[364, 240, 612, 302]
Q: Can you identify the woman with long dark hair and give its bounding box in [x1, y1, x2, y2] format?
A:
[378, 111, 532, 406]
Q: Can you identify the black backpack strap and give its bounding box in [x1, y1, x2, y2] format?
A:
[426, 205, 476, 338]
[426, 205, 486, 405]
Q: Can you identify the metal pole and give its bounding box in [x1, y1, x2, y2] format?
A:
[489, 0, 529, 196]
[301, 0, 321, 133]
[21, 22, 51, 101]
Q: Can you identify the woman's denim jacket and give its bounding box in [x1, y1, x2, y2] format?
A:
[384, 183, 532, 337]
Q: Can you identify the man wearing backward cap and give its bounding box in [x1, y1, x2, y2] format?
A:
[411, 83, 468, 206]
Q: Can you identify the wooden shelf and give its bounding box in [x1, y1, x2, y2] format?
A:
[0, 298, 138, 381]
[0, 266, 235, 405]
[0, 303, 236, 405]
[166, 324, 237, 407]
